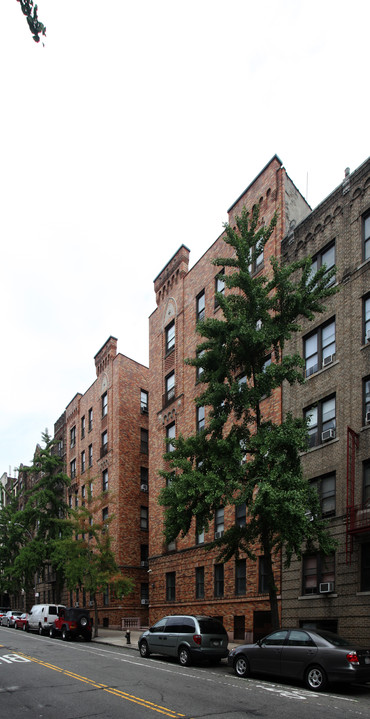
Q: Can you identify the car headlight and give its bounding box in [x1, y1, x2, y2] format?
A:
[228, 648, 236, 658]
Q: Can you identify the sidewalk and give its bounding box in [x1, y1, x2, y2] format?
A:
[91, 628, 240, 651]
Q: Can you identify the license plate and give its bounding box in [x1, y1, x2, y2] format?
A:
[365, 657, 370, 664]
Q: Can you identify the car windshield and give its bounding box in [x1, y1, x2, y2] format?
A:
[198, 619, 227, 635]
[314, 630, 352, 647]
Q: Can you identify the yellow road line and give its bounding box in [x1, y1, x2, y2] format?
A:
[16, 652, 185, 717]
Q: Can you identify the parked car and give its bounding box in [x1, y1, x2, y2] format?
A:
[15, 613, 29, 631]
[228, 628, 370, 691]
[0, 610, 23, 627]
[27, 604, 66, 635]
[49, 607, 92, 641]
[0, 607, 9, 620]
[138, 615, 228, 666]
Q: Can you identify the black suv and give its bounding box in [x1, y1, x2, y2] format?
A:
[50, 607, 92, 641]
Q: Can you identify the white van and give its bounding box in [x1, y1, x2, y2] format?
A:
[28, 604, 66, 635]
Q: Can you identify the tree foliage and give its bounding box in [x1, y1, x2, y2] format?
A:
[51, 491, 134, 636]
[0, 431, 71, 601]
[17, 0, 46, 43]
[159, 205, 338, 629]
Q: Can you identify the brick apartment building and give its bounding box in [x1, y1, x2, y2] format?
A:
[281, 158, 370, 643]
[62, 336, 150, 628]
[148, 156, 311, 641]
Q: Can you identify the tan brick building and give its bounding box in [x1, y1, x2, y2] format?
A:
[63, 336, 150, 629]
[148, 156, 311, 640]
[281, 158, 370, 643]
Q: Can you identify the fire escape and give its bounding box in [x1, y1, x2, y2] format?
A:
[346, 426, 370, 563]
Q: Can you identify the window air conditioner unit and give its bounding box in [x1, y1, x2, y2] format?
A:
[319, 582, 334, 594]
[141, 406, 148, 414]
[321, 428, 335, 442]
[322, 354, 334, 367]
[141, 483, 148, 492]
[141, 598, 149, 605]
[89, 601, 94, 607]
[214, 530, 224, 540]
[366, 329, 370, 343]
[74, 602, 79, 607]
[365, 411, 370, 425]
[140, 560, 148, 567]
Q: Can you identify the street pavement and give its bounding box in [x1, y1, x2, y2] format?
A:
[92, 627, 240, 651]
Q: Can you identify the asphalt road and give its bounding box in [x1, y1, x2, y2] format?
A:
[1, 626, 370, 719]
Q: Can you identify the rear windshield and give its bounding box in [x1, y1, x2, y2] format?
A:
[314, 630, 351, 646]
[198, 619, 227, 635]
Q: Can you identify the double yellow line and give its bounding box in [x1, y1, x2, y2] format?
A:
[17, 652, 186, 718]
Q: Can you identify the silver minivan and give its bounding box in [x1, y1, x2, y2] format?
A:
[138, 615, 228, 666]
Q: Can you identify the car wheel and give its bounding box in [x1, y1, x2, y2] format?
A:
[139, 640, 150, 658]
[7, 620, 10, 627]
[304, 664, 327, 691]
[62, 627, 70, 641]
[178, 646, 191, 667]
[38, 625, 44, 635]
[234, 654, 250, 678]
[24, 623, 29, 632]
[49, 626, 56, 638]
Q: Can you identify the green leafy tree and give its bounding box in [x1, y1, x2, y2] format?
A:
[8, 431, 71, 602]
[159, 205, 338, 630]
[17, 0, 46, 43]
[51, 492, 134, 637]
[0, 486, 23, 600]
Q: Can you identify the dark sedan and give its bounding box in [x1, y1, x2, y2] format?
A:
[228, 628, 370, 691]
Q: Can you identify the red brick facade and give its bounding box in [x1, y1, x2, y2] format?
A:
[63, 337, 149, 629]
[148, 156, 311, 640]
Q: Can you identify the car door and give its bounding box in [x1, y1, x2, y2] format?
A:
[249, 630, 288, 676]
[280, 630, 318, 679]
[147, 617, 168, 654]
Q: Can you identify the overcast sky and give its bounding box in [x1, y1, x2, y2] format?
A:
[1, 0, 368, 475]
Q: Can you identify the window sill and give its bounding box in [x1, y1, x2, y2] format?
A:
[304, 359, 339, 380]
[301, 437, 339, 455]
[298, 593, 338, 600]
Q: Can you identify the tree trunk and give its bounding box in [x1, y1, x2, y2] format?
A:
[263, 544, 280, 630]
[93, 598, 99, 637]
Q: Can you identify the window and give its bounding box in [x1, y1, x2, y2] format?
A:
[81, 485, 85, 499]
[88, 443, 93, 467]
[196, 406, 205, 433]
[141, 583, 149, 602]
[310, 242, 336, 286]
[81, 415, 85, 439]
[215, 507, 224, 538]
[196, 524, 205, 545]
[140, 389, 148, 413]
[102, 507, 109, 526]
[311, 473, 336, 517]
[75, 492, 78, 508]
[196, 290, 205, 322]
[140, 544, 149, 565]
[363, 376, 370, 426]
[70, 426, 76, 448]
[236, 503, 246, 527]
[89, 481, 93, 497]
[166, 422, 175, 452]
[165, 320, 175, 354]
[70, 459, 76, 480]
[360, 543, 370, 591]
[166, 572, 176, 601]
[196, 566, 204, 599]
[140, 428, 149, 454]
[81, 450, 85, 474]
[304, 395, 336, 448]
[304, 319, 336, 377]
[101, 430, 108, 457]
[102, 392, 108, 417]
[214, 564, 224, 597]
[103, 585, 109, 606]
[363, 461, 370, 506]
[68, 494, 72, 508]
[214, 270, 225, 309]
[258, 556, 269, 594]
[102, 469, 108, 492]
[165, 372, 175, 403]
[140, 466, 148, 491]
[364, 212, 370, 262]
[235, 559, 246, 595]
[364, 295, 370, 344]
[140, 506, 148, 530]
[88, 408, 93, 432]
[302, 553, 335, 595]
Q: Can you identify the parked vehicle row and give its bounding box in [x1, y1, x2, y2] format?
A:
[0, 604, 92, 641]
[138, 617, 370, 692]
[0, 610, 23, 627]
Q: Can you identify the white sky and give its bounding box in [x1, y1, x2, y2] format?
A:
[1, 0, 369, 475]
